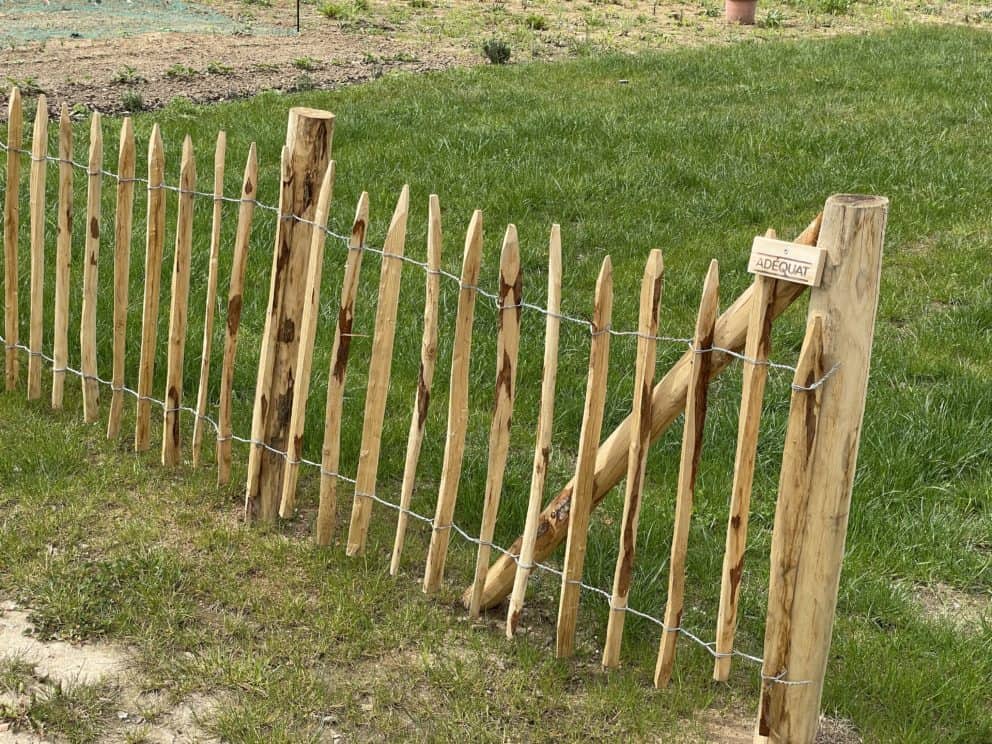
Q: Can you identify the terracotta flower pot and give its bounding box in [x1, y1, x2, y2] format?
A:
[725, 0, 758, 23]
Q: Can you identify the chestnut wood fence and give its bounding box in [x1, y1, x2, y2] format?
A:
[0, 90, 888, 744]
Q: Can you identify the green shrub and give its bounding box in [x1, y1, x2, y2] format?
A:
[165, 63, 198, 79]
[525, 13, 549, 29]
[111, 65, 145, 85]
[121, 90, 145, 112]
[482, 38, 511, 64]
[293, 56, 320, 71]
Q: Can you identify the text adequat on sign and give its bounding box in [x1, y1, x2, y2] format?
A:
[747, 236, 827, 287]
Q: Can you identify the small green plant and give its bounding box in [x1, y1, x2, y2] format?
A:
[482, 38, 511, 64]
[319, 1, 350, 18]
[703, 3, 721, 17]
[760, 8, 786, 26]
[165, 63, 199, 79]
[111, 65, 145, 85]
[293, 56, 320, 71]
[819, 0, 853, 14]
[290, 74, 316, 92]
[409, 0, 432, 7]
[121, 89, 145, 112]
[353, 0, 370, 10]
[70, 102, 90, 120]
[5, 76, 42, 96]
[206, 61, 234, 75]
[525, 13, 549, 29]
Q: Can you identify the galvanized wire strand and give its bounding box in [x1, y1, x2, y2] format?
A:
[0, 139, 838, 392]
[0, 332, 811, 684]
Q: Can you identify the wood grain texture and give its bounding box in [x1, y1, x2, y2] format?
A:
[26, 95, 48, 401]
[191, 131, 227, 467]
[505, 224, 562, 637]
[468, 224, 522, 618]
[755, 195, 886, 744]
[216, 143, 258, 485]
[655, 259, 719, 688]
[3, 87, 22, 391]
[713, 231, 777, 682]
[602, 248, 664, 669]
[390, 194, 442, 575]
[278, 160, 336, 517]
[346, 185, 409, 555]
[423, 209, 484, 593]
[556, 256, 613, 658]
[51, 104, 73, 409]
[313, 192, 368, 545]
[161, 135, 196, 467]
[134, 125, 166, 452]
[245, 108, 334, 523]
[80, 113, 103, 422]
[465, 215, 823, 611]
[106, 117, 136, 439]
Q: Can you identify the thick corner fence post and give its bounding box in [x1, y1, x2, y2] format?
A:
[756, 194, 887, 744]
[245, 107, 334, 523]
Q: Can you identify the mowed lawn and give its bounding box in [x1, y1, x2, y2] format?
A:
[1, 24, 991, 743]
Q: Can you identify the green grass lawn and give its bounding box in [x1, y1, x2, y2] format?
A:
[2, 24, 991, 743]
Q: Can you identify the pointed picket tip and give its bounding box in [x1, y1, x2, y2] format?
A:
[119, 117, 135, 152]
[59, 102, 70, 124]
[645, 248, 664, 281]
[179, 135, 196, 188]
[215, 130, 227, 165]
[386, 183, 410, 238]
[87, 112, 103, 168]
[499, 224, 520, 277]
[793, 314, 825, 386]
[318, 160, 336, 209]
[694, 259, 720, 338]
[148, 122, 164, 162]
[8, 86, 20, 111]
[353, 191, 370, 235]
[465, 209, 483, 253]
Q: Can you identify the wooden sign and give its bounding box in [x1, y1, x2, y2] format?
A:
[748, 236, 826, 287]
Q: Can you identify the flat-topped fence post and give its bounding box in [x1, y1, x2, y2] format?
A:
[244, 107, 334, 523]
[756, 194, 887, 744]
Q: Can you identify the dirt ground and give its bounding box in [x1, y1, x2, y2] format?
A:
[1, 0, 986, 116]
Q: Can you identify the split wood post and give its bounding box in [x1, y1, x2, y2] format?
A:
[191, 131, 228, 467]
[26, 94, 48, 401]
[756, 194, 887, 744]
[755, 315, 824, 744]
[80, 112, 103, 422]
[389, 194, 442, 575]
[135, 125, 166, 452]
[468, 224, 522, 618]
[463, 215, 823, 612]
[313, 192, 368, 545]
[278, 160, 336, 516]
[51, 104, 73, 409]
[655, 259, 719, 688]
[602, 248, 664, 669]
[506, 224, 562, 637]
[106, 118, 136, 439]
[244, 107, 334, 523]
[161, 135, 196, 467]
[3, 87, 23, 391]
[423, 210, 484, 593]
[556, 255, 613, 658]
[216, 143, 258, 485]
[346, 185, 409, 555]
[713, 228, 777, 681]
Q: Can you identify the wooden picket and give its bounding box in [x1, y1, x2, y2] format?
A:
[423, 210, 484, 593]
[191, 131, 228, 467]
[506, 225, 562, 637]
[390, 194, 442, 576]
[602, 248, 664, 669]
[314, 192, 368, 546]
[80, 113, 103, 423]
[346, 185, 409, 556]
[161, 136, 196, 467]
[3, 87, 22, 391]
[216, 143, 258, 486]
[279, 160, 336, 517]
[655, 259, 719, 688]
[106, 118, 136, 440]
[556, 256, 613, 659]
[468, 225, 522, 619]
[26, 95, 48, 401]
[713, 229, 777, 681]
[0, 95, 888, 743]
[135, 125, 166, 452]
[52, 104, 73, 410]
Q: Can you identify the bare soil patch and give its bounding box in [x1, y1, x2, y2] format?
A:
[914, 581, 990, 633]
[1, 0, 984, 116]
